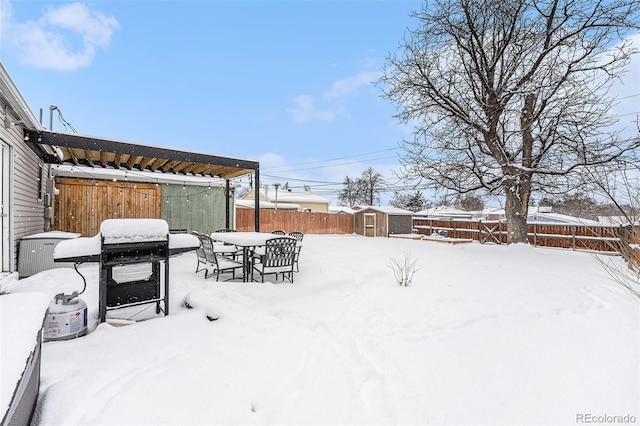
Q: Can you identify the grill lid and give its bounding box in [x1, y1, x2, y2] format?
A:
[100, 219, 169, 244]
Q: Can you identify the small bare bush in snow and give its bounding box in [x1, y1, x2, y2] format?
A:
[389, 251, 420, 287]
[595, 253, 640, 301]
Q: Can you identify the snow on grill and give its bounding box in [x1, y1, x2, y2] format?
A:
[100, 218, 169, 244]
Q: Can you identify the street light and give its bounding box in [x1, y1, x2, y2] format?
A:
[273, 183, 280, 211]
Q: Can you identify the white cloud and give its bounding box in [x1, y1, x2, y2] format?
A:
[287, 94, 347, 124]
[1, 1, 120, 71]
[256, 153, 289, 169]
[287, 70, 380, 124]
[323, 70, 381, 99]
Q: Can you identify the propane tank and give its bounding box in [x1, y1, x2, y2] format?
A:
[43, 291, 88, 342]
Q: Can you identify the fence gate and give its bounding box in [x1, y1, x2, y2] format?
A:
[479, 221, 502, 244]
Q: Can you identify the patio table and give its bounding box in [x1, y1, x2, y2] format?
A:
[210, 232, 298, 282]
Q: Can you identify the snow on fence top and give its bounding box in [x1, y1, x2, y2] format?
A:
[100, 219, 169, 244]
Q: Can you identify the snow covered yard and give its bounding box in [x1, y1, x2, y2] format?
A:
[7, 234, 639, 425]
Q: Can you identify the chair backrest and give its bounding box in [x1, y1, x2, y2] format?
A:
[199, 234, 219, 264]
[271, 230, 286, 235]
[192, 231, 206, 258]
[263, 238, 296, 268]
[288, 231, 303, 242]
[215, 229, 236, 233]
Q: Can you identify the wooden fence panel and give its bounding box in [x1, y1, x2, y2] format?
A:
[236, 209, 354, 234]
[53, 178, 161, 236]
[413, 218, 627, 253]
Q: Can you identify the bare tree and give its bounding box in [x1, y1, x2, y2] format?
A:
[358, 167, 386, 206]
[380, 0, 640, 243]
[338, 176, 360, 207]
[339, 168, 387, 206]
[586, 156, 640, 233]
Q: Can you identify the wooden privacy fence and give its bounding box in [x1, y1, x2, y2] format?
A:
[53, 178, 161, 236]
[236, 208, 354, 234]
[413, 218, 633, 253]
[54, 178, 236, 237]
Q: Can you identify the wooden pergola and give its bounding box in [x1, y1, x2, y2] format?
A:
[23, 128, 261, 231]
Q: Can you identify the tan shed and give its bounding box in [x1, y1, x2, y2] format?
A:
[353, 206, 414, 237]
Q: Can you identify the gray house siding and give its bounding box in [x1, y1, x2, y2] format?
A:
[6, 128, 48, 271]
[1, 64, 50, 272]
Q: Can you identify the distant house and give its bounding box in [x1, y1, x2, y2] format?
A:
[414, 205, 474, 220]
[487, 206, 598, 225]
[242, 187, 330, 213]
[527, 211, 599, 225]
[354, 206, 414, 237]
[329, 205, 355, 215]
[597, 216, 634, 226]
[236, 199, 299, 210]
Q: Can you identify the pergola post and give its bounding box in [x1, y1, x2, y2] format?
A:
[225, 179, 231, 229]
[254, 168, 260, 232]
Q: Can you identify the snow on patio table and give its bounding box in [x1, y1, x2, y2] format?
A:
[10, 235, 638, 425]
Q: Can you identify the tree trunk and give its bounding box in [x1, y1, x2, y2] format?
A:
[502, 92, 536, 244]
[504, 182, 529, 244]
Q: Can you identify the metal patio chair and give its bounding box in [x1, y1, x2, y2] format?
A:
[212, 229, 242, 260]
[288, 231, 304, 272]
[201, 234, 243, 281]
[271, 230, 286, 235]
[192, 231, 208, 274]
[251, 237, 297, 283]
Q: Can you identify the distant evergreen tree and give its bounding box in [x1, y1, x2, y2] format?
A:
[458, 195, 485, 211]
[391, 190, 428, 212]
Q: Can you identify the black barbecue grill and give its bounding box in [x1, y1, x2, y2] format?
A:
[98, 222, 170, 323]
[52, 219, 200, 324]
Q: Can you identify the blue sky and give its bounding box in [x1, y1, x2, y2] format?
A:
[1, 0, 423, 204]
[1, 0, 638, 206]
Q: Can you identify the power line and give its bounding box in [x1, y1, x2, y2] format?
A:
[260, 174, 342, 185]
[264, 155, 399, 174]
[262, 148, 400, 173]
[617, 93, 640, 101]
